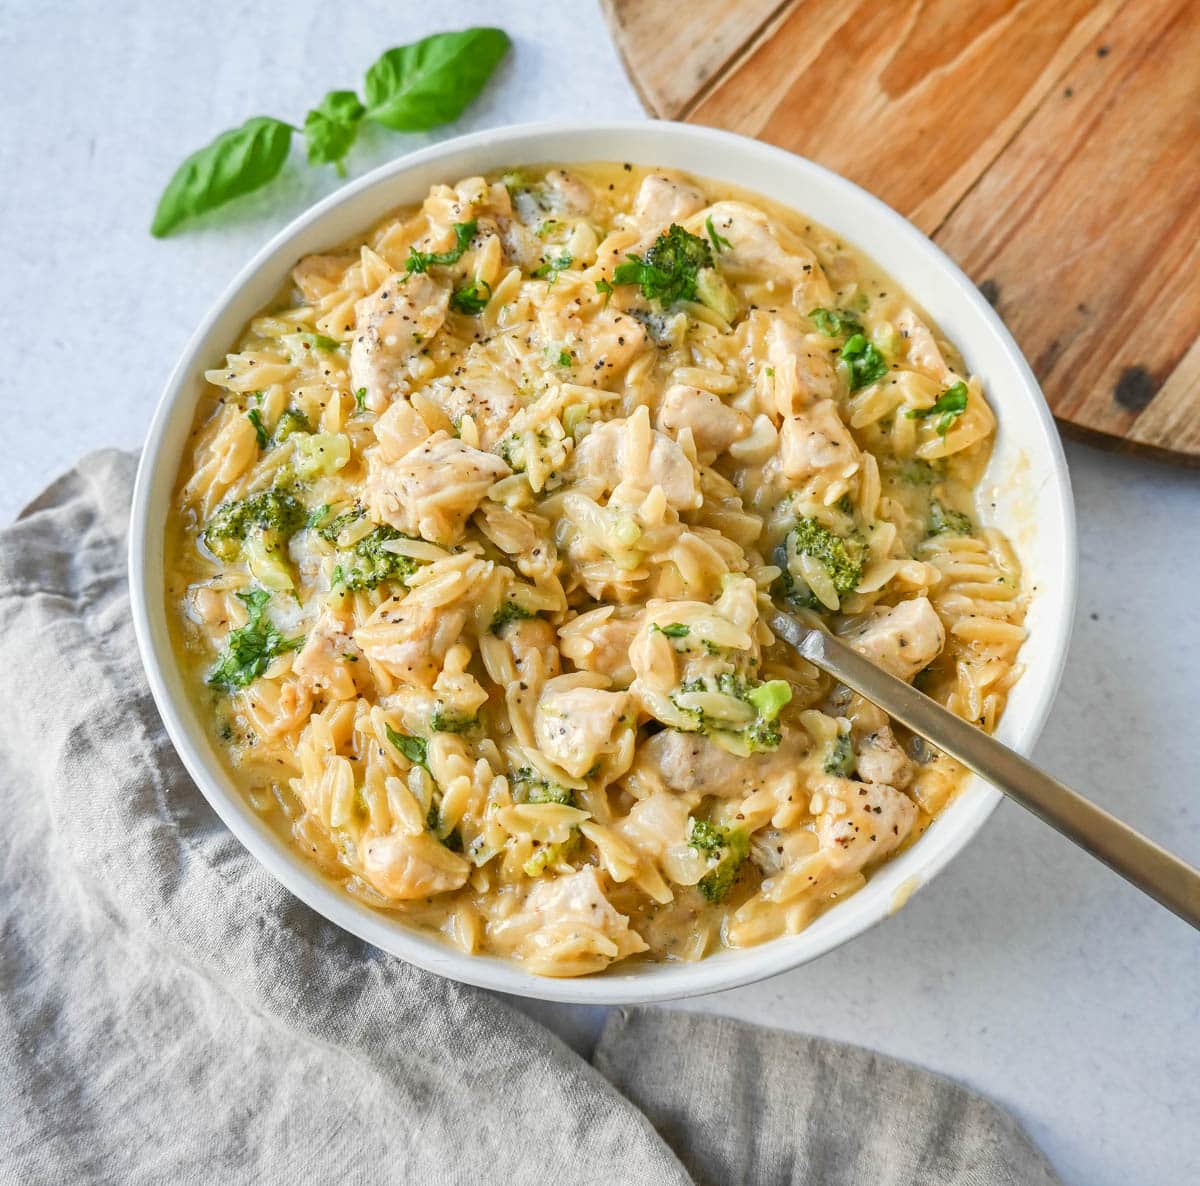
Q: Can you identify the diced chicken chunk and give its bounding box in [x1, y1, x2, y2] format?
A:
[767, 318, 838, 414]
[656, 385, 750, 463]
[373, 398, 432, 463]
[559, 609, 640, 687]
[366, 433, 510, 546]
[815, 776, 917, 877]
[855, 725, 914, 790]
[293, 610, 359, 700]
[354, 600, 468, 687]
[631, 727, 807, 799]
[896, 308, 955, 386]
[419, 374, 521, 450]
[773, 402, 862, 486]
[539, 306, 647, 388]
[544, 169, 594, 215]
[491, 867, 648, 975]
[350, 272, 449, 407]
[571, 410, 701, 510]
[502, 616, 561, 682]
[691, 201, 832, 307]
[361, 830, 470, 900]
[534, 679, 632, 779]
[633, 173, 706, 231]
[839, 597, 945, 682]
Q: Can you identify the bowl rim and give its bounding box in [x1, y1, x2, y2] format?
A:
[129, 119, 1077, 1005]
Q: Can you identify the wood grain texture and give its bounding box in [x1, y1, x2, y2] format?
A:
[606, 0, 1200, 463]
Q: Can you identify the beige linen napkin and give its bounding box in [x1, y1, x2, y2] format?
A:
[0, 450, 1061, 1186]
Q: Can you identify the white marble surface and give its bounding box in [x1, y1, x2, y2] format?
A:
[2, 3, 1196, 1183]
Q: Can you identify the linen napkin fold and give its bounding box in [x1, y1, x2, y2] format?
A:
[0, 450, 1061, 1186]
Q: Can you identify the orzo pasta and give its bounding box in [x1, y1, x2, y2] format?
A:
[166, 163, 1025, 976]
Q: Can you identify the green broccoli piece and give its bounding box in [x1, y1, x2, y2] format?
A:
[332, 524, 418, 591]
[928, 501, 974, 537]
[431, 706, 478, 734]
[687, 817, 750, 902]
[824, 733, 856, 777]
[208, 588, 304, 690]
[510, 767, 575, 807]
[314, 504, 365, 544]
[202, 489, 305, 563]
[490, 601, 536, 633]
[774, 518, 866, 609]
[840, 333, 889, 390]
[809, 307, 863, 338]
[612, 223, 713, 305]
[273, 408, 312, 443]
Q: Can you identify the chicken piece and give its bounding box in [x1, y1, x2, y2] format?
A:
[838, 597, 945, 683]
[631, 727, 808, 799]
[350, 272, 449, 407]
[814, 775, 917, 877]
[544, 169, 594, 215]
[896, 308, 955, 386]
[492, 867, 648, 974]
[373, 398, 432, 463]
[291, 252, 354, 302]
[855, 725, 914, 790]
[616, 791, 691, 864]
[502, 617, 561, 683]
[773, 402, 862, 487]
[366, 433, 510, 546]
[419, 374, 521, 450]
[633, 173, 706, 232]
[690, 201, 832, 307]
[292, 610, 359, 700]
[766, 318, 838, 414]
[361, 830, 470, 901]
[354, 600, 468, 687]
[655, 385, 749, 463]
[534, 678, 633, 780]
[537, 305, 647, 389]
[559, 609, 640, 687]
[571, 411, 701, 510]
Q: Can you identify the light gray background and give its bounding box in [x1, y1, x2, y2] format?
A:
[1, 4, 1196, 1184]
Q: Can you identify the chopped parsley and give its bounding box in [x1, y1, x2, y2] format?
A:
[385, 724, 427, 768]
[208, 588, 304, 690]
[354, 386, 367, 412]
[245, 408, 268, 450]
[906, 381, 969, 436]
[298, 332, 342, 351]
[705, 215, 732, 254]
[449, 278, 492, 315]
[840, 333, 889, 390]
[809, 307, 863, 338]
[405, 220, 476, 274]
[612, 223, 712, 305]
[651, 622, 690, 638]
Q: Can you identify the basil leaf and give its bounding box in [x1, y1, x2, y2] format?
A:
[304, 90, 366, 175]
[363, 28, 510, 131]
[151, 116, 294, 237]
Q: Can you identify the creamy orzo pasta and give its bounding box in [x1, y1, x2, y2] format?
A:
[167, 164, 1026, 976]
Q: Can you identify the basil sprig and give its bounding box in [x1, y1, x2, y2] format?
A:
[151, 28, 510, 237]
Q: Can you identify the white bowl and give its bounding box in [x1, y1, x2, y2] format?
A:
[129, 121, 1076, 1005]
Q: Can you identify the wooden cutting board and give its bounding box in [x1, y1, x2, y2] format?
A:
[603, 0, 1200, 464]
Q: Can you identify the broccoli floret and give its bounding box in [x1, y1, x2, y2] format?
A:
[208, 588, 304, 690]
[824, 732, 856, 777]
[687, 818, 750, 902]
[612, 224, 713, 305]
[332, 525, 418, 591]
[928, 501, 974, 537]
[313, 503, 365, 543]
[490, 601, 536, 633]
[510, 767, 574, 807]
[274, 408, 312, 443]
[774, 518, 866, 609]
[203, 489, 305, 563]
[431, 706, 477, 734]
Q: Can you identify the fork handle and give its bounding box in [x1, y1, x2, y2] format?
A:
[770, 612, 1200, 929]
